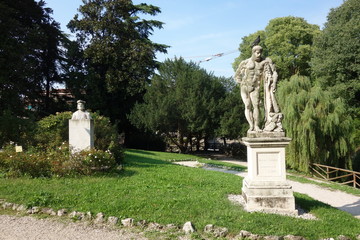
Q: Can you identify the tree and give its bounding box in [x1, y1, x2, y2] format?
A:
[312, 0, 360, 107]
[217, 82, 247, 140]
[0, 0, 65, 146]
[130, 58, 226, 153]
[311, 0, 360, 151]
[67, 0, 168, 139]
[233, 17, 320, 80]
[60, 39, 87, 102]
[277, 75, 354, 172]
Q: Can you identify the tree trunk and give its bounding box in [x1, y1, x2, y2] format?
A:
[223, 137, 227, 147]
[195, 134, 202, 151]
[164, 133, 179, 153]
[204, 136, 209, 152]
[45, 73, 51, 114]
[189, 136, 193, 152]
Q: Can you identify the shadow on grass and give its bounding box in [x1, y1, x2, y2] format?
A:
[295, 193, 332, 210]
[126, 149, 156, 156]
[124, 149, 173, 168]
[91, 168, 138, 178]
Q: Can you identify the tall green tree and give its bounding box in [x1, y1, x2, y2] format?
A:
[61, 39, 87, 100]
[233, 17, 320, 80]
[0, 0, 65, 146]
[312, 0, 360, 107]
[278, 75, 354, 172]
[312, 0, 360, 151]
[217, 82, 247, 140]
[67, 0, 168, 138]
[130, 58, 226, 153]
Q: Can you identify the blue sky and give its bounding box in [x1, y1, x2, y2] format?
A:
[45, 0, 344, 78]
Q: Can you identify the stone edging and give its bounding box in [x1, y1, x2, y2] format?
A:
[1, 199, 359, 240]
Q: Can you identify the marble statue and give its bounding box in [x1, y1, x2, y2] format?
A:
[69, 100, 94, 153]
[237, 38, 295, 216]
[235, 44, 283, 134]
[71, 100, 91, 120]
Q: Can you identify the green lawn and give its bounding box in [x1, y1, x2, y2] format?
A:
[0, 149, 359, 239]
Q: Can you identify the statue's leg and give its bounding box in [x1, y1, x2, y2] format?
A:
[250, 88, 261, 132]
[240, 87, 254, 132]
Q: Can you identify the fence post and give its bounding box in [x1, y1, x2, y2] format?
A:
[354, 173, 356, 188]
[326, 166, 329, 180]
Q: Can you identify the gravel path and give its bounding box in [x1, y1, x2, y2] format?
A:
[289, 180, 360, 218]
[0, 215, 147, 240]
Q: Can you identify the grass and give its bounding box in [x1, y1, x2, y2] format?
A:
[0, 149, 359, 239]
[198, 159, 247, 172]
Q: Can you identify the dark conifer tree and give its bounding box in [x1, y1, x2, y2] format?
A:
[67, 0, 168, 142]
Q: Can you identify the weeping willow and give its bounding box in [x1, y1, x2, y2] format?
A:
[277, 75, 354, 172]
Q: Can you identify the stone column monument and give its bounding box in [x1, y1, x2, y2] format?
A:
[234, 40, 297, 215]
[69, 100, 94, 154]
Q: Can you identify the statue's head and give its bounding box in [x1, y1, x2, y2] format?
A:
[76, 100, 85, 111]
[251, 45, 262, 62]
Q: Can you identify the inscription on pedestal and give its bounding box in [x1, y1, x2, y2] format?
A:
[257, 152, 280, 177]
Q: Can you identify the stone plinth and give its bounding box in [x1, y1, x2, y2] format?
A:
[241, 136, 297, 216]
[69, 119, 94, 154]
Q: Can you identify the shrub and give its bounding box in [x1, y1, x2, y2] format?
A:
[108, 140, 124, 165]
[48, 144, 117, 177]
[0, 147, 51, 178]
[70, 149, 117, 175]
[33, 112, 72, 149]
[0, 142, 118, 178]
[47, 142, 74, 177]
[92, 112, 124, 164]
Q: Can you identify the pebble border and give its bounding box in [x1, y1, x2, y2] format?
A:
[1, 199, 359, 240]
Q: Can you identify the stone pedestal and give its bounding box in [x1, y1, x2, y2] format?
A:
[241, 136, 297, 216]
[69, 119, 94, 154]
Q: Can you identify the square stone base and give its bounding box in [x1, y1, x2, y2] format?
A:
[242, 178, 298, 216]
[241, 137, 297, 216]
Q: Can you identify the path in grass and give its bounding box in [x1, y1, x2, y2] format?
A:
[176, 154, 360, 219]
